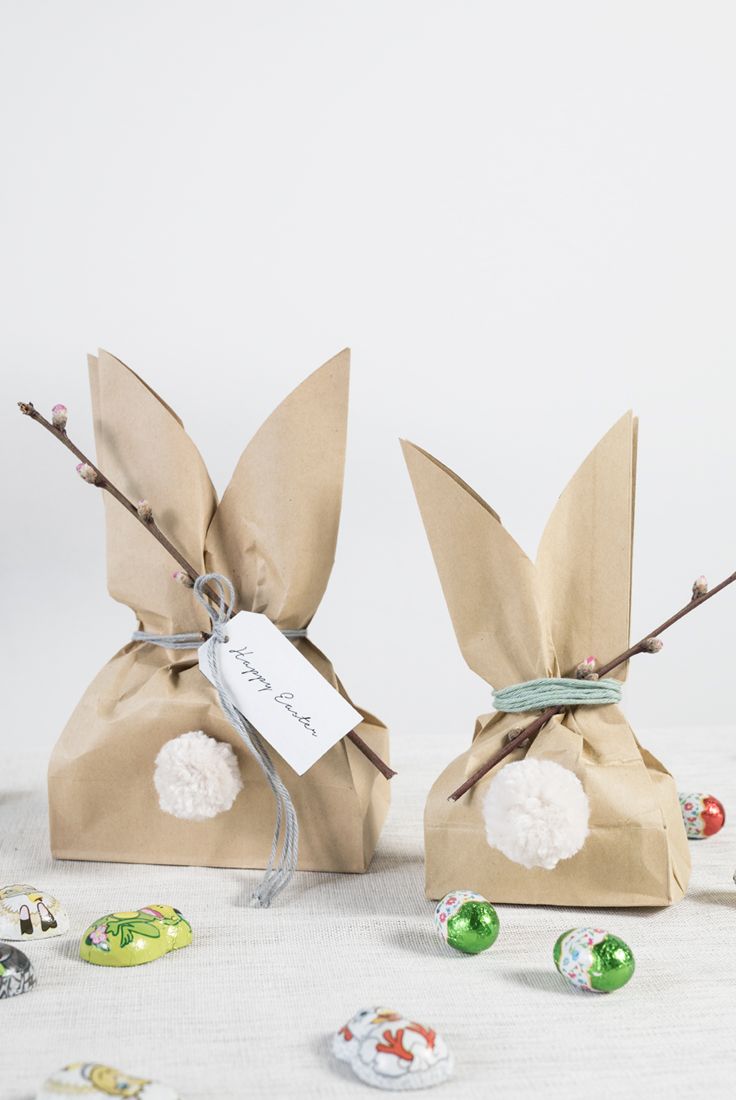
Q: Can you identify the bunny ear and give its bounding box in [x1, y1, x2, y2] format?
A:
[204, 350, 349, 628]
[89, 350, 218, 632]
[401, 441, 555, 688]
[536, 411, 638, 680]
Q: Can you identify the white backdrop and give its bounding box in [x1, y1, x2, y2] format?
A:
[3, 0, 736, 753]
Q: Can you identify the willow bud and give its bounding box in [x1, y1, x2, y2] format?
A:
[575, 656, 599, 680]
[75, 462, 98, 485]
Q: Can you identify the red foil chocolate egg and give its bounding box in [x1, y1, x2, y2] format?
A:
[679, 793, 726, 839]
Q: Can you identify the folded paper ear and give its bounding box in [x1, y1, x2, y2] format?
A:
[401, 441, 555, 688]
[204, 350, 350, 629]
[89, 350, 217, 633]
[536, 412, 637, 680]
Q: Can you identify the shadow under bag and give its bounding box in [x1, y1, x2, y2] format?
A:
[49, 349, 389, 872]
[403, 412, 690, 907]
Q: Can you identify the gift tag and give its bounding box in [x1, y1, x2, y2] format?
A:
[198, 612, 362, 775]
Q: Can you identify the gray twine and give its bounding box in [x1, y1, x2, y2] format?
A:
[132, 572, 307, 909]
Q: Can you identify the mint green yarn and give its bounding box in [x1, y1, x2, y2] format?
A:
[492, 677, 622, 713]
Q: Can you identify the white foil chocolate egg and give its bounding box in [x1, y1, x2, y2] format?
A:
[0, 884, 69, 941]
[333, 1007, 397, 1063]
[333, 1008, 453, 1090]
[36, 1063, 179, 1099]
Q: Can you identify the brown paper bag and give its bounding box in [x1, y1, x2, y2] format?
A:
[49, 349, 390, 872]
[403, 413, 690, 907]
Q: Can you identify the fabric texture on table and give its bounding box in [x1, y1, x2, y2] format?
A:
[0, 727, 734, 1099]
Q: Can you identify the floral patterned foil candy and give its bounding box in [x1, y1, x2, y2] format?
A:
[79, 905, 192, 967]
[434, 890, 500, 954]
[553, 928, 635, 993]
[0, 941, 36, 999]
[678, 792, 726, 839]
[0, 884, 69, 941]
[36, 1063, 179, 1099]
[332, 1007, 453, 1091]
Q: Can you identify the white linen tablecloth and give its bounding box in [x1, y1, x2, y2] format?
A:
[1, 727, 734, 1099]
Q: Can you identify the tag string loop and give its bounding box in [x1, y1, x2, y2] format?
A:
[132, 572, 306, 907]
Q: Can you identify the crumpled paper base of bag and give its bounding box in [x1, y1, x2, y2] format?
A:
[49, 644, 390, 874]
[424, 707, 691, 907]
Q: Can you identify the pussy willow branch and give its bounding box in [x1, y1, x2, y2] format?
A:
[18, 401, 208, 586]
[19, 401, 396, 781]
[448, 568, 736, 801]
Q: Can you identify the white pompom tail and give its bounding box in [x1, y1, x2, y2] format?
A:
[482, 758, 589, 870]
[154, 731, 243, 821]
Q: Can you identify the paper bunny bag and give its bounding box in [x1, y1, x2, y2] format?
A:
[403, 413, 690, 907]
[49, 349, 390, 872]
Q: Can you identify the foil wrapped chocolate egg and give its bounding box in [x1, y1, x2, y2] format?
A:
[0, 941, 36, 999]
[679, 792, 726, 838]
[333, 1007, 397, 1063]
[333, 1008, 453, 1091]
[434, 890, 500, 954]
[79, 905, 192, 967]
[0, 884, 69, 941]
[553, 928, 635, 993]
[36, 1063, 179, 1098]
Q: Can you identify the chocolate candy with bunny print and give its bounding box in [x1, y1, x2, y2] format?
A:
[0, 885, 69, 941]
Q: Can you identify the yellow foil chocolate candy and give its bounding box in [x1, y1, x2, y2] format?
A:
[79, 905, 192, 967]
[36, 1062, 179, 1098]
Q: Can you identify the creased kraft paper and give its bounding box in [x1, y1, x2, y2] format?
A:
[49, 349, 389, 872]
[403, 413, 690, 907]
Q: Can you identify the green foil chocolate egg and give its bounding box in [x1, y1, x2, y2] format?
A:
[435, 891, 500, 954]
[553, 928, 635, 993]
[79, 904, 192, 968]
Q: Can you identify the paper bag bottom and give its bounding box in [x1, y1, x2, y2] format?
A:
[48, 674, 390, 874]
[424, 749, 691, 908]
